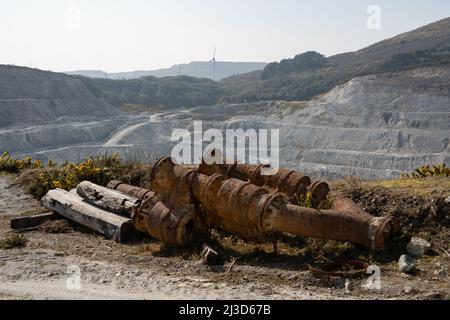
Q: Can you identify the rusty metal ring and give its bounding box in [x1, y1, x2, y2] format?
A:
[372, 216, 397, 251]
[106, 180, 124, 190]
[228, 181, 253, 217]
[292, 175, 312, 196]
[256, 192, 284, 234]
[179, 168, 196, 184]
[150, 156, 172, 183]
[201, 173, 224, 208]
[249, 164, 269, 183]
[158, 205, 173, 241]
[277, 170, 295, 191]
[226, 162, 238, 178]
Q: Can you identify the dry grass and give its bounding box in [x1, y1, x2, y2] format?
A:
[0, 233, 28, 249]
[363, 176, 450, 197]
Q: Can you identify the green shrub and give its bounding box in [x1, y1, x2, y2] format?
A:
[0, 233, 28, 249]
[17, 153, 152, 199]
[406, 164, 450, 178]
[0, 152, 42, 173]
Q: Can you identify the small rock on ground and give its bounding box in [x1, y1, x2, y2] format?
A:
[407, 237, 432, 257]
[399, 255, 415, 274]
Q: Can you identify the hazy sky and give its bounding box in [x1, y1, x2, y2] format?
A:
[1, 0, 449, 72]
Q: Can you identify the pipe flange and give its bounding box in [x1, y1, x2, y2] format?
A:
[107, 180, 124, 190]
[256, 192, 285, 234]
[226, 162, 238, 178]
[201, 173, 224, 209]
[249, 164, 269, 184]
[228, 181, 253, 218]
[277, 170, 295, 193]
[150, 156, 173, 183]
[371, 216, 400, 251]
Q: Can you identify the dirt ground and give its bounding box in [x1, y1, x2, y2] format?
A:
[0, 173, 449, 300]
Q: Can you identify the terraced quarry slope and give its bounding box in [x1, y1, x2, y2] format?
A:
[277, 66, 450, 179]
[1, 65, 449, 180]
[0, 66, 121, 127]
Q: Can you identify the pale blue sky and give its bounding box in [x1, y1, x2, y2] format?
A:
[1, 0, 449, 72]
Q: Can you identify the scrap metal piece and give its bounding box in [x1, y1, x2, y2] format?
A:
[107, 180, 158, 201]
[107, 180, 195, 246]
[150, 157, 400, 251]
[308, 181, 331, 208]
[132, 199, 195, 246]
[201, 244, 219, 266]
[198, 149, 312, 201]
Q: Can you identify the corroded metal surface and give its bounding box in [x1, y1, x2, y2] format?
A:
[308, 181, 331, 208]
[197, 149, 312, 201]
[107, 180, 158, 201]
[107, 180, 193, 246]
[150, 156, 400, 251]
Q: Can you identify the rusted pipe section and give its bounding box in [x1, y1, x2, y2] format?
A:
[131, 199, 195, 246]
[308, 181, 331, 208]
[197, 149, 312, 201]
[107, 180, 194, 246]
[150, 157, 400, 251]
[274, 204, 399, 251]
[107, 180, 158, 201]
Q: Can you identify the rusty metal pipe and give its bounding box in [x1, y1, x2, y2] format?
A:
[107, 180, 194, 246]
[272, 205, 398, 251]
[132, 199, 195, 246]
[107, 180, 159, 201]
[198, 149, 321, 204]
[150, 157, 399, 251]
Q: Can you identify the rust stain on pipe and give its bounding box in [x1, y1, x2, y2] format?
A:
[107, 180, 158, 201]
[150, 157, 399, 251]
[107, 180, 194, 246]
[197, 149, 312, 202]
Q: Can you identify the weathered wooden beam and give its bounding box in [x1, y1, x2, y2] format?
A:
[10, 212, 58, 230]
[41, 189, 141, 243]
[76, 181, 141, 217]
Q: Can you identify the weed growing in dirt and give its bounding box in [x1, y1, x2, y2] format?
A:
[0, 233, 28, 249]
[406, 164, 450, 178]
[296, 191, 333, 209]
[0, 152, 43, 173]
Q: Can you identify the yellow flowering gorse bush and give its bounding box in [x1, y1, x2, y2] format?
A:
[0, 152, 43, 173]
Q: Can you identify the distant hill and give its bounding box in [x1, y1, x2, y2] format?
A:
[79, 75, 222, 109]
[66, 61, 268, 81]
[0, 64, 222, 130]
[220, 17, 450, 103]
[0, 65, 120, 128]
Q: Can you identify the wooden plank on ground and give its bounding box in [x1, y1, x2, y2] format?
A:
[41, 189, 141, 243]
[10, 212, 58, 230]
[76, 181, 140, 217]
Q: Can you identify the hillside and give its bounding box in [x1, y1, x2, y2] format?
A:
[0, 65, 120, 128]
[79, 75, 222, 109]
[0, 18, 449, 180]
[67, 61, 268, 81]
[220, 17, 450, 103]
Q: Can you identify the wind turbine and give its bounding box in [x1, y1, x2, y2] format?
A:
[210, 47, 217, 81]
